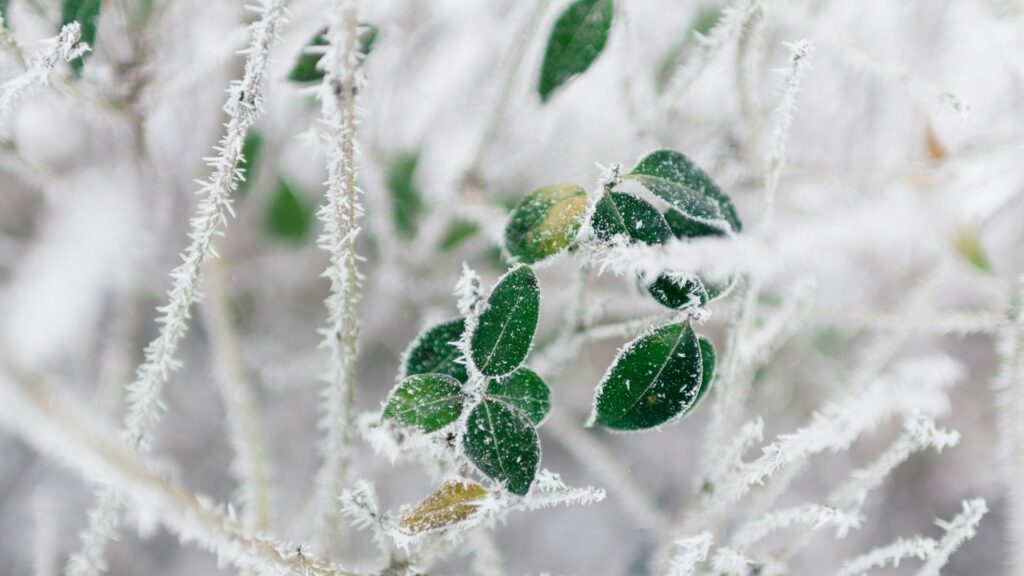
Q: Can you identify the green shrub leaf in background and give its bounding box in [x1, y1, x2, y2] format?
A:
[237, 132, 264, 198]
[470, 265, 540, 377]
[462, 398, 541, 495]
[402, 317, 469, 383]
[387, 150, 424, 239]
[382, 373, 465, 433]
[61, 0, 101, 74]
[504, 183, 588, 264]
[264, 177, 314, 243]
[591, 191, 671, 246]
[590, 320, 704, 431]
[538, 0, 614, 102]
[626, 149, 741, 232]
[485, 367, 551, 425]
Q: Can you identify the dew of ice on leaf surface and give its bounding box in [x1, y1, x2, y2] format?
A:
[538, 0, 615, 102]
[470, 266, 541, 377]
[591, 321, 704, 431]
[398, 479, 489, 535]
[664, 207, 728, 239]
[647, 272, 707, 311]
[626, 149, 742, 232]
[505, 183, 588, 264]
[485, 367, 551, 425]
[402, 317, 469, 383]
[591, 192, 672, 246]
[462, 398, 541, 495]
[382, 373, 465, 433]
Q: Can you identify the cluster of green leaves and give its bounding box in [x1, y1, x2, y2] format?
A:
[501, 149, 740, 430]
[383, 266, 549, 495]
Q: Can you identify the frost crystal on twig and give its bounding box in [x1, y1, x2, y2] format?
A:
[310, 0, 366, 548]
[665, 533, 713, 576]
[0, 23, 88, 133]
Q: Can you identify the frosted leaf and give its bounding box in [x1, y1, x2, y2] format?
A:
[401, 318, 469, 383]
[398, 479, 488, 535]
[485, 367, 551, 426]
[462, 398, 541, 496]
[589, 320, 704, 431]
[382, 374, 465, 433]
[505, 184, 588, 264]
[469, 265, 540, 377]
[625, 149, 741, 232]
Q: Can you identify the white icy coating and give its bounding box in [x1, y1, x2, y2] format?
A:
[0, 0, 1018, 574]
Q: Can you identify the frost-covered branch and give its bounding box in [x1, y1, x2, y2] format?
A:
[915, 498, 988, 576]
[0, 359, 355, 576]
[0, 23, 88, 131]
[762, 39, 813, 224]
[67, 2, 288, 573]
[733, 504, 862, 549]
[203, 256, 273, 533]
[662, 0, 767, 106]
[836, 537, 937, 576]
[665, 533, 713, 576]
[991, 276, 1024, 573]
[310, 0, 365, 547]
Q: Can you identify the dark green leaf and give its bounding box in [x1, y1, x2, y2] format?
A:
[61, 0, 101, 74]
[470, 266, 540, 377]
[538, 0, 614, 102]
[591, 191, 672, 246]
[662, 209, 736, 305]
[646, 273, 707, 310]
[439, 219, 481, 252]
[402, 318, 469, 384]
[462, 398, 540, 495]
[694, 335, 716, 407]
[289, 24, 378, 84]
[237, 132, 264, 198]
[486, 368, 551, 425]
[626, 149, 742, 232]
[264, 177, 313, 243]
[590, 320, 704, 431]
[382, 373, 465, 433]
[504, 183, 588, 264]
[387, 150, 423, 239]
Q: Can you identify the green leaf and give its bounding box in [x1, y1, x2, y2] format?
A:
[591, 191, 672, 246]
[590, 320, 704, 431]
[462, 398, 540, 495]
[264, 177, 313, 243]
[626, 149, 742, 232]
[382, 373, 465, 433]
[694, 335, 716, 407]
[538, 0, 614, 102]
[486, 368, 551, 425]
[0, 0, 10, 24]
[660, 208, 736, 306]
[61, 0, 101, 75]
[402, 318, 469, 384]
[504, 183, 588, 264]
[439, 219, 481, 252]
[646, 273, 707, 310]
[470, 266, 541, 377]
[289, 24, 378, 84]
[387, 150, 423, 239]
[237, 132, 264, 198]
